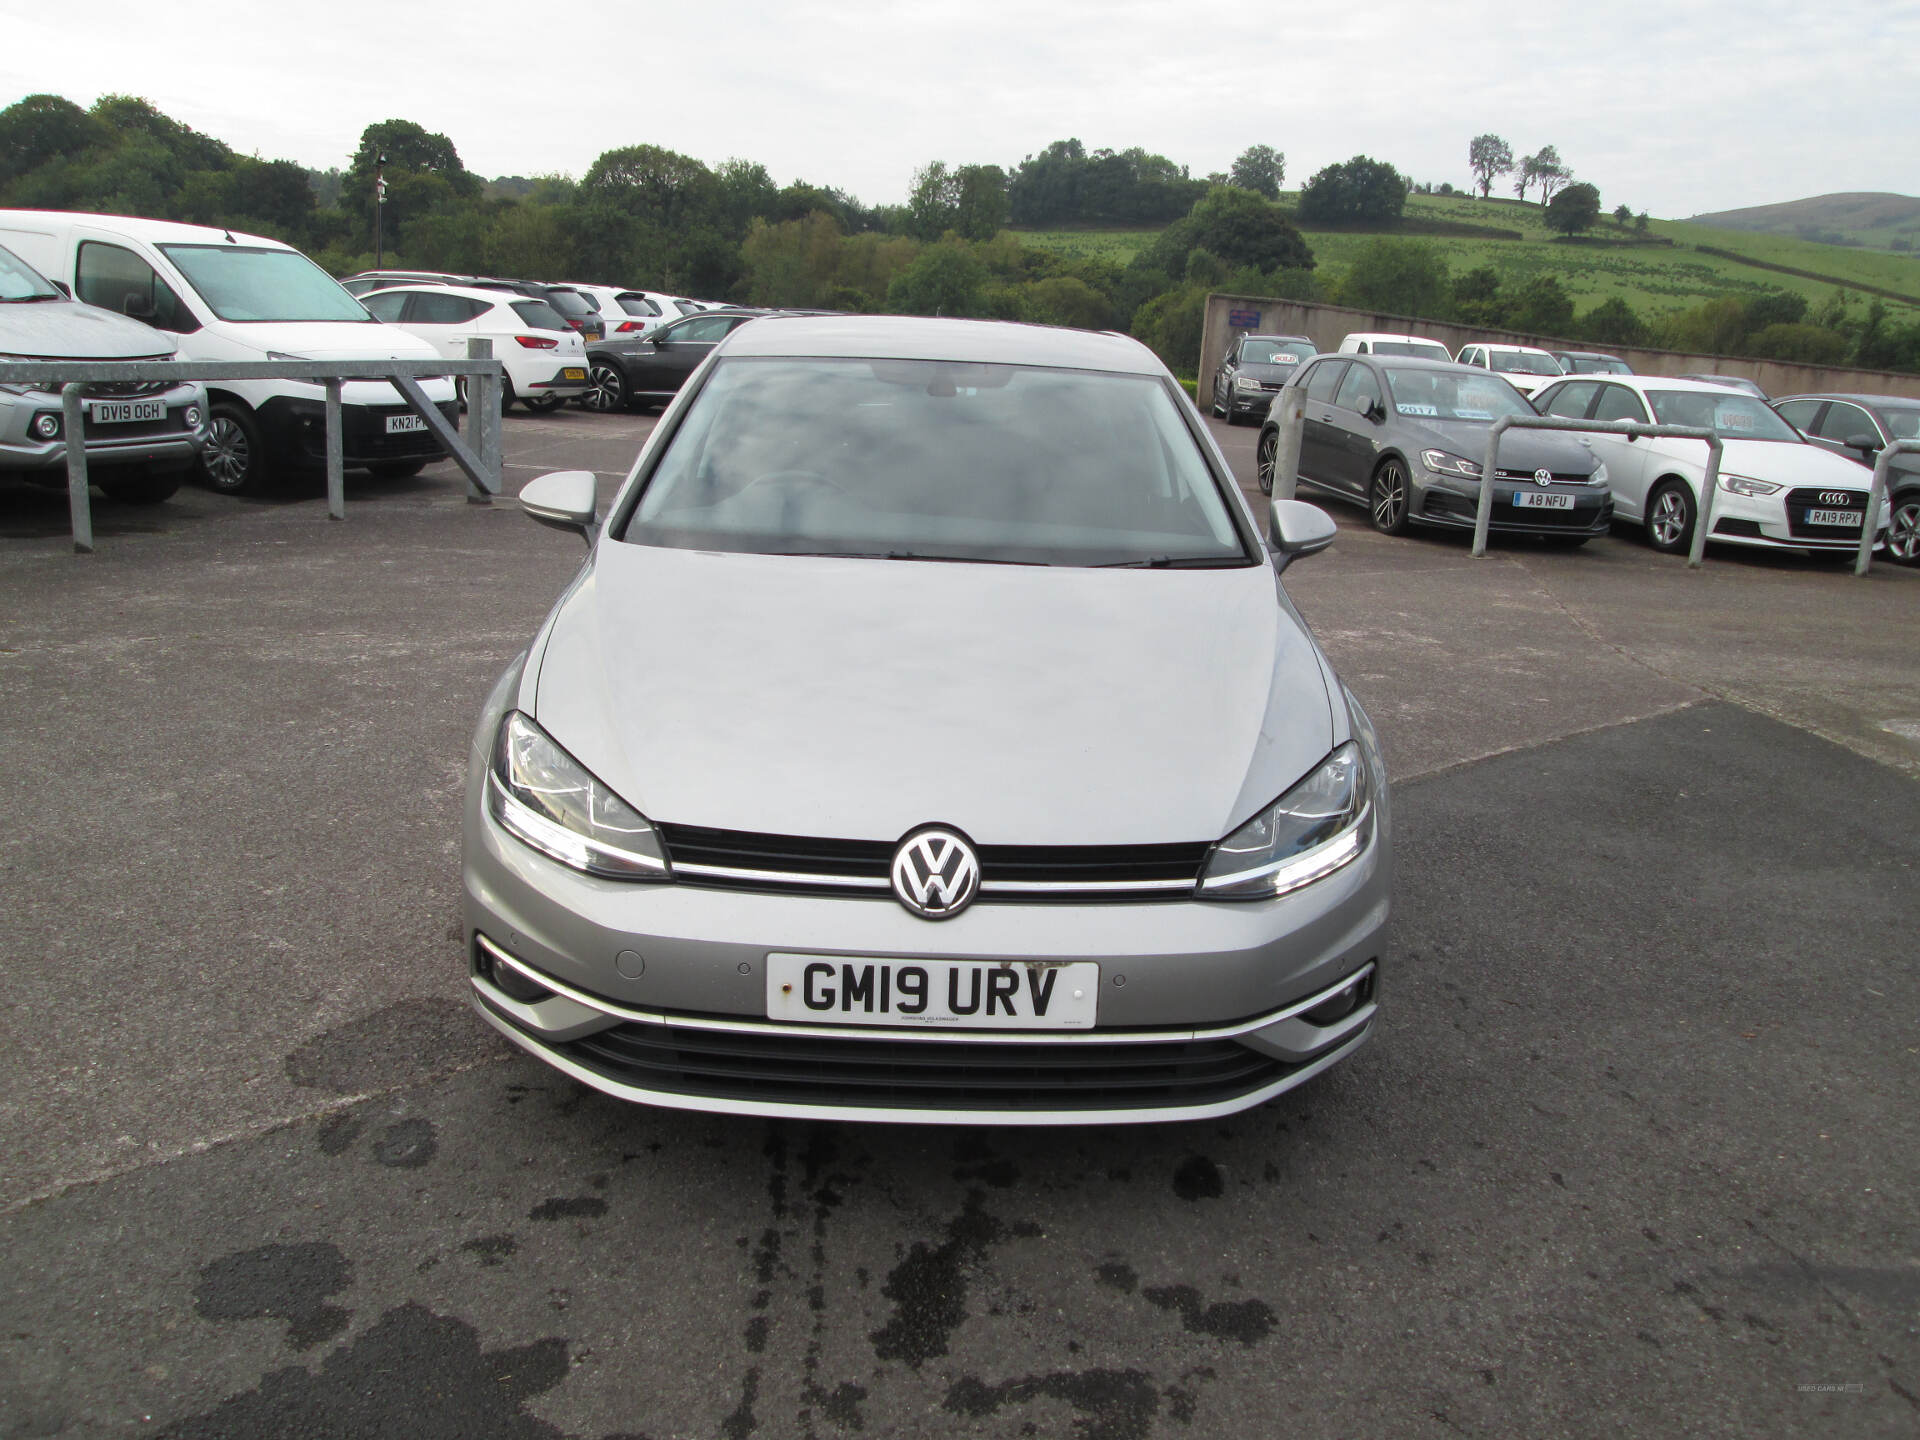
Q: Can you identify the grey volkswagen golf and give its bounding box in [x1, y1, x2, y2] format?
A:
[463, 315, 1391, 1124]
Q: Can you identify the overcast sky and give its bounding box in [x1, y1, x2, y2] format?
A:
[6, 0, 1919, 219]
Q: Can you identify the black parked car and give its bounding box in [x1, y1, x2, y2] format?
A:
[1257, 354, 1611, 544]
[1210, 334, 1317, 424]
[468, 279, 605, 342]
[579, 309, 770, 412]
[1773, 392, 1920, 565]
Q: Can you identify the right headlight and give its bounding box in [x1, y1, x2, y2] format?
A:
[1421, 449, 1482, 480]
[486, 711, 670, 880]
[1235, 374, 1263, 392]
[1199, 742, 1373, 900]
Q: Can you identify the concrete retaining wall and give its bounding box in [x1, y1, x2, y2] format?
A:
[1194, 293, 1920, 411]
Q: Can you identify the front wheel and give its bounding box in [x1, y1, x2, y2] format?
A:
[522, 393, 566, 414]
[1368, 458, 1413, 535]
[1645, 479, 1695, 554]
[581, 361, 629, 413]
[1885, 490, 1920, 566]
[1211, 378, 1227, 419]
[200, 402, 267, 495]
[1256, 428, 1277, 496]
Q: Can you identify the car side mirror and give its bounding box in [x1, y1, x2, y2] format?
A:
[1365, 397, 1387, 423]
[1267, 498, 1337, 570]
[1845, 433, 1883, 456]
[520, 470, 598, 540]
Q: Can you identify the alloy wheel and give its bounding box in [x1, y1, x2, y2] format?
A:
[203, 417, 250, 491]
[584, 363, 625, 413]
[1371, 463, 1407, 531]
[1649, 489, 1689, 549]
[1256, 430, 1276, 495]
[1888, 496, 1920, 564]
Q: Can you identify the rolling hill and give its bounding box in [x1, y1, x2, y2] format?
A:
[1686, 192, 1920, 251]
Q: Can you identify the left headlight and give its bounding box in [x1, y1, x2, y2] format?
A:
[1199, 742, 1374, 900]
[1235, 374, 1263, 392]
[1719, 474, 1782, 497]
[486, 711, 670, 879]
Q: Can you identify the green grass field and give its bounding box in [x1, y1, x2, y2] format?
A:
[1016, 192, 1920, 320]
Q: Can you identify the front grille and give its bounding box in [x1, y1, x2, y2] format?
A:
[1494, 468, 1589, 484]
[556, 1022, 1293, 1112]
[1785, 486, 1866, 541]
[1423, 488, 1602, 528]
[291, 403, 459, 462]
[653, 823, 1210, 903]
[81, 381, 172, 399]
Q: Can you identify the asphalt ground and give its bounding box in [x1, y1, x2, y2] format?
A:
[1, 404, 1916, 1439]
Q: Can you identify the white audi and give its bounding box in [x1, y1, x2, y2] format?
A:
[1531, 374, 1889, 556]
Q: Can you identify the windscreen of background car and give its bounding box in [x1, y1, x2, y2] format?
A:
[1242, 339, 1314, 365]
[158, 245, 369, 323]
[1369, 342, 1446, 358]
[1878, 405, 1920, 440]
[0, 244, 60, 300]
[620, 358, 1251, 567]
[1490, 352, 1563, 376]
[1644, 390, 1802, 441]
[1383, 367, 1535, 422]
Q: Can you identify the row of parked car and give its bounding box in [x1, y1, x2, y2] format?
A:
[1216, 330, 1918, 565]
[0, 207, 755, 501]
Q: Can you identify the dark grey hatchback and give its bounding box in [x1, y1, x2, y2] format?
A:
[1257, 355, 1612, 544]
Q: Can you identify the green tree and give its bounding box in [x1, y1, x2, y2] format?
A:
[1228, 144, 1285, 199]
[1452, 266, 1506, 327]
[1187, 186, 1315, 270]
[0, 94, 106, 187]
[1467, 135, 1512, 200]
[1022, 275, 1112, 330]
[1544, 182, 1602, 237]
[952, 164, 1009, 241]
[1128, 283, 1208, 376]
[1612, 202, 1632, 226]
[1297, 156, 1407, 224]
[885, 241, 986, 316]
[1341, 238, 1449, 317]
[1577, 297, 1647, 346]
[343, 119, 477, 230]
[1747, 323, 1850, 365]
[1508, 274, 1574, 334]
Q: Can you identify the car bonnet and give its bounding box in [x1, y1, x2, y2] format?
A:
[530, 544, 1336, 847]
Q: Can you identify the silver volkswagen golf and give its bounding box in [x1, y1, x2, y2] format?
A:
[462, 315, 1391, 1124]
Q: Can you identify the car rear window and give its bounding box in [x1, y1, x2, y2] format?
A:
[621, 357, 1251, 568]
[617, 294, 661, 316]
[510, 300, 569, 331]
[541, 289, 594, 320]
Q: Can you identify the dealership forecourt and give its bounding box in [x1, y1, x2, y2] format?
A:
[1, 402, 1915, 1438]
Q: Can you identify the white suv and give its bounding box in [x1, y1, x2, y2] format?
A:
[1455, 343, 1565, 399]
[1337, 332, 1451, 362]
[359, 286, 588, 412]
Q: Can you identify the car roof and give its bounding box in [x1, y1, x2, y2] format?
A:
[1478, 342, 1554, 354]
[1780, 392, 1920, 407]
[1553, 349, 1622, 359]
[359, 284, 526, 306]
[1347, 332, 1447, 343]
[721, 315, 1166, 373]
[1339, 354, 1485, 373]
[1608, 375, 1760, 394]
[0, 208, 297, 251]
[1240, 333, 1314, 344]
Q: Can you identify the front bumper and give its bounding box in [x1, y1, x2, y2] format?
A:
[461, 715, 1391, 1124]
[1708, 486, 1887, 551]
[1225, 384, 1283, 417]
[260, 395, 462, 468]
[0, 383, 206, 473]
[1416, 479, 1612, 535]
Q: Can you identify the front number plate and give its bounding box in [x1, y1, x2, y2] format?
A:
[385, 413, 427, 434]
[1803, 508, 1860, 527]
[1513, 491, 1574, 510]
[766, 955, 1098, 1030]
[90, 400, 166, 424]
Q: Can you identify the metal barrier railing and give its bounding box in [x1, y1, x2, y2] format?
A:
[1857, 439, 1919, 576]
[0, 339, 506, 553]
[1471, 415, 1721, 568]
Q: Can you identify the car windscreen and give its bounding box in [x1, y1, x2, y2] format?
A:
[1878, 405, 1920, 440]
[1645, 389, 1801, 441]
[619, 357, 1251, 568]
[158, 244, 370, 323]
[1370, 341, 1446, 358]
[1569, 357, 1629, 374]
[1490, 352, 1562, 376]
[1242, 339, 1313, 365]
[0, 243, 60, 300]
[509, 299, 569, 331]
[541, 289, 594, 320]
[1383, 367, 1535, 422]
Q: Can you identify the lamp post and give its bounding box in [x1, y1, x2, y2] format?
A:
[372, 152, 388, 271]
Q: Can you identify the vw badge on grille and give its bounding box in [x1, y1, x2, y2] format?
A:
[891, 827, 980, 920]
[1534, 468, 1553, 486]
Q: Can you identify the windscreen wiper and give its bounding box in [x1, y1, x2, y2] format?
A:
[1095, 555, 1243, 568]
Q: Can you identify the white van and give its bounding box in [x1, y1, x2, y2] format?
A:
[1337, 332, 1452, 362]
[0, 211, 458, 494]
